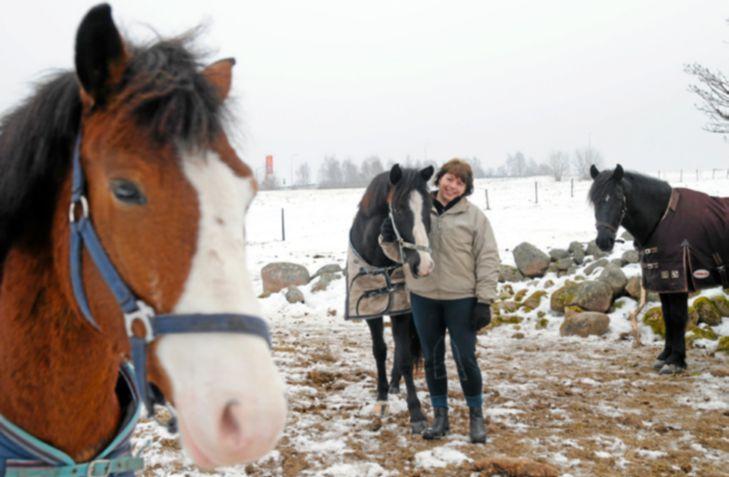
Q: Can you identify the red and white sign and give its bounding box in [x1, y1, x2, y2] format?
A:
[265, 155, 274, 175]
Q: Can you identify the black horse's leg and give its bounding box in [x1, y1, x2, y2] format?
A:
[389, 361, 401, 394]
[366, 317, 389, 411]
[391, 315, 427, 434]
[660, 293, 689, 374]
[656, 293, 674, 369]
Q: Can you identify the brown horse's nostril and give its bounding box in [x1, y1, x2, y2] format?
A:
[220, 400, 243, 445]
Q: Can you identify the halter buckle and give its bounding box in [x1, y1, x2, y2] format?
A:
[124, 300, 156, 343]
[86, 459, 112, 477]
[68, 196, 89, 223]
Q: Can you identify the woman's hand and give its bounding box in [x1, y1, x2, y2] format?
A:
[471, 302, 492, 331]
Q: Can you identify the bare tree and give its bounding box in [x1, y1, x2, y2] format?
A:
[341, 158, 360, 186]
[573, 146, 604, 180]
[548, 150, 570, 182]
[360, 156, 384, 181]
[505, 151, 527, 177]
[686, 62, 729, 134]
[318, 156, 343, 188]
[468, 157, 487, 178]
[295, 162, 310, 186]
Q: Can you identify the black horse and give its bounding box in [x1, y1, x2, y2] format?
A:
[589, 164, 729, 374]
[348, 164, 434, 433]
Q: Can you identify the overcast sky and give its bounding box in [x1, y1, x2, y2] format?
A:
[2, 0, 728, 182]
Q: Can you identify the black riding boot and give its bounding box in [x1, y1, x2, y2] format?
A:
[422, 408, 449, 440]
[469, 407, 487, 443]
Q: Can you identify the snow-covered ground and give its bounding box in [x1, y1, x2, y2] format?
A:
[134, 174, 729, 476]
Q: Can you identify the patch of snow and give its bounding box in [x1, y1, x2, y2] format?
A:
[414, 446, 472, 469]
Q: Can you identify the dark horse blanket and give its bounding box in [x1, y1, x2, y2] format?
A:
[641, 187, 729, 293]
[344, 244, 410, 320]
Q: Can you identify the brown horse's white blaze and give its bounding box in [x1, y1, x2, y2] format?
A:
[154, 148, 286, 467]
[408, 190, 434, 277]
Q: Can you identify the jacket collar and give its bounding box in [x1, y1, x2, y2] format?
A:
[432, 196, 469, 216]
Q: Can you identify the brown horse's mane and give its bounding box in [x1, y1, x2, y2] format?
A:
[0, 33, 226, 272]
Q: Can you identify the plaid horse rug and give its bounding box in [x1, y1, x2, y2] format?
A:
[344, 244, 410, 320]
[640, 188, 729, 293]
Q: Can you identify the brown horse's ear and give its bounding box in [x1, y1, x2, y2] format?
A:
[203, 58, 236, 102]
[75, 4, 128, 108]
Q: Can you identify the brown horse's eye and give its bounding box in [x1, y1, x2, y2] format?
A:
[110, 179, 147, 205]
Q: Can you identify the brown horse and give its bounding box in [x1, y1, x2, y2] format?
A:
[0, 3, 285, 473]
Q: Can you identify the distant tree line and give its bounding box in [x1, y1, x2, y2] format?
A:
[260, 145, 605, 190]
[482, 145, 604, 182]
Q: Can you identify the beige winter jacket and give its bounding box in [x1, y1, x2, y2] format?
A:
[379, 197, 500, 303]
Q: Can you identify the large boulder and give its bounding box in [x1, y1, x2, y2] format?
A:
[626, 276, 642, 299]
[560, 312, 610, 337]
[498, 264, 524, 283]
[261, 262, 310, 294]
[598, 264, 628, 296]
[692, 297, 722, 326]
[311, 263, 343, 280]
[621, 250, 640, 264]
[549, 249, 571, 261]
[584, 258, 609, 276]
[586, 240, 608, 259]
[311, 272, 342, 293]
[556, 257, 573, 271]
[285, 286, 305, 304]
[568, 241, 586, 265]
[711, 295, 729, 316]
[522, 290, 547, 310]
[572, 280, 613, 313]
[513, 242, 550, 277]
[550, 281, 579, 313]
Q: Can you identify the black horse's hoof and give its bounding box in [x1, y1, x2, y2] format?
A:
[659, 363, 686, 375]
[388, 384, 400, 395]
[652, 359, 666, 370]
[411, 420, 428, 435]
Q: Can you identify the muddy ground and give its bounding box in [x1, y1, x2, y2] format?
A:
[136, 315, 729, 477]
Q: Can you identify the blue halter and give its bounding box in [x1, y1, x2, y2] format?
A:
[68, 135, 272, 420]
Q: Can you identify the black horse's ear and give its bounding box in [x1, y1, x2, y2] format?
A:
[420, 165, 434, 182]
[75, 4, 127, 107]
[613, 164, 624, 181]
[590, 164, 600, 180]
[389, 164, 402, 185]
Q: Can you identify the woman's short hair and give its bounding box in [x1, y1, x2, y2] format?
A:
[435, 158, 474, 196]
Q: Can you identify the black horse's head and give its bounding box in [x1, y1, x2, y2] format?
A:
[388, 164, 435, 277]
[589, 164, 626, 252]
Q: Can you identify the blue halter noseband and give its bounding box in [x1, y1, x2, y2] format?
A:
[68, 135, 272, 427]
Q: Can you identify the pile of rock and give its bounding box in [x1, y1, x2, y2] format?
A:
[495, 235, 641, 339]
[261, 262, 343, 304]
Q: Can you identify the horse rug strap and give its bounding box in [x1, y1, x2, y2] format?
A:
[344, 244, 410, 320]
[0, 364, 143, 477]
[640, 188, 729, 293]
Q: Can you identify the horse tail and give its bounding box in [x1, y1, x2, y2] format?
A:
[409, 316, 423, 371]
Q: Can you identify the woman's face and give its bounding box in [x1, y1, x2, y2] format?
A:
[438, 172, 466, 203]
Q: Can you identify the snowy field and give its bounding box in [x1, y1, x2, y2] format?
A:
[134, 173, 729, 476]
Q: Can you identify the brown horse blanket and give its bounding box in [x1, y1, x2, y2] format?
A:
[641, 188, 729, 293]
[344, 244, 410, 320]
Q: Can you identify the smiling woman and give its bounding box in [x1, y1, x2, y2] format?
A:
[381, 158, 500, 444]
[0, 3, 285, 475]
